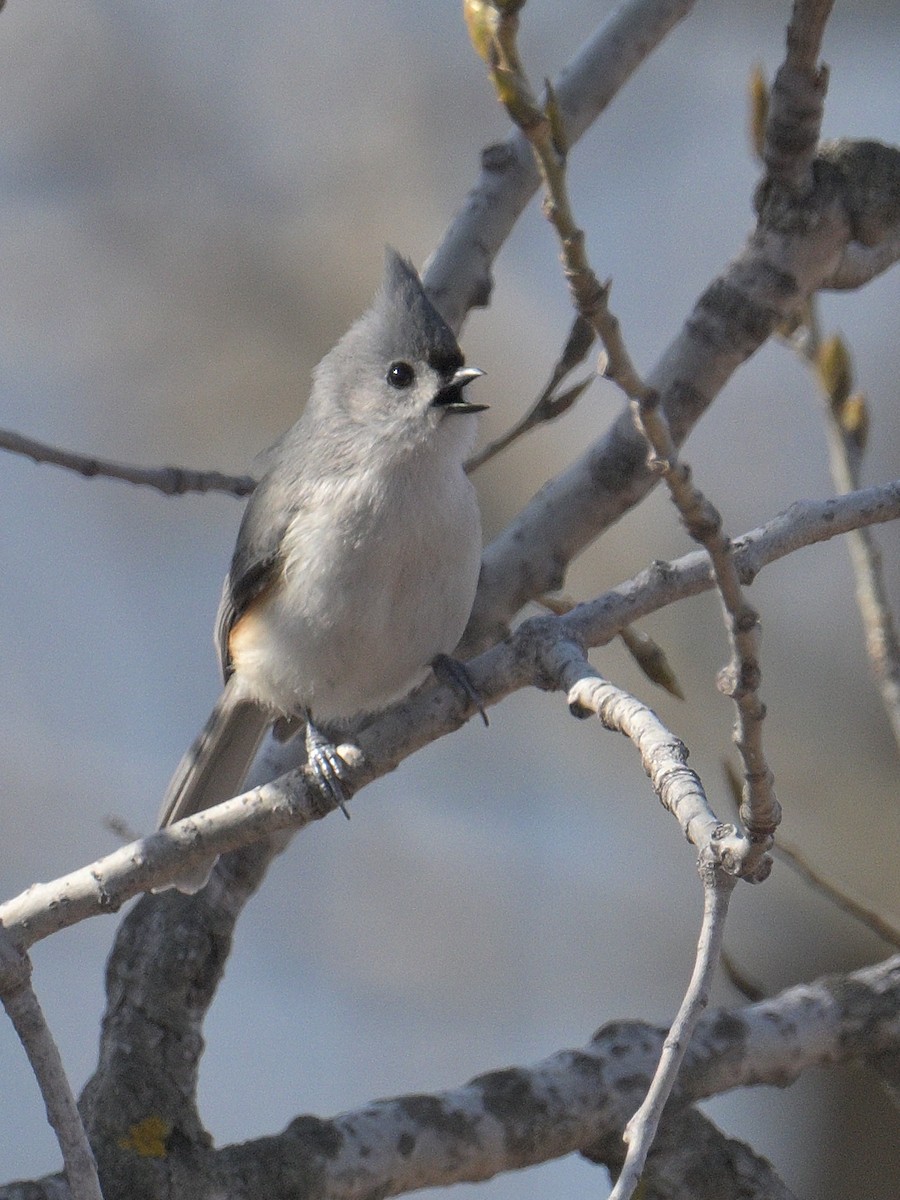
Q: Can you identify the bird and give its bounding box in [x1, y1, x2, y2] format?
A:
[157, 249, 487, 891]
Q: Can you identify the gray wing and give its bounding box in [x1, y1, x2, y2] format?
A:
[215, 470, 298, 677]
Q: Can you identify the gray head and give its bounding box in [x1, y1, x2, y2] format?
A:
[307, 249, 486, 443]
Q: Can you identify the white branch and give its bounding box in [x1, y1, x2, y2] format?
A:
[562, 661, 756, 877]
[611, 870, 736, 1199]
[0, 932, 103, 1200]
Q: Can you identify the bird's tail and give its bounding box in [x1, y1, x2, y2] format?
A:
[156, 678, 271, 892]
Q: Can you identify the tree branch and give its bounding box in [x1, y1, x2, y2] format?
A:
[0, 427, 255, 497]
[762, 0, 833, 193]
[0, 931, 103, 1200]
[594, 1105, 800, 1199]
[787, 299, 900, 753]
[610, 870, 736, 1199]
[4, 955, 893, 1200]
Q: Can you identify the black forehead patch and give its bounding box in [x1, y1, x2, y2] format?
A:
[428, 345, 464, 377]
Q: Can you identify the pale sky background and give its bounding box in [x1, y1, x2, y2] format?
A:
[0, 2, 898, 1198]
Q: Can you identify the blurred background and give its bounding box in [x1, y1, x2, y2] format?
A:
[0, 1, 897, 1196]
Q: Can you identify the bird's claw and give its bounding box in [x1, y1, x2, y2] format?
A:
[305, 719, 351, 818]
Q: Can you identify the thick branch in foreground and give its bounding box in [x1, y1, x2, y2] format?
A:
[590, 1106, 800, 1200]
[762, 0, 833, 192]
[4, 956, 895, 1200]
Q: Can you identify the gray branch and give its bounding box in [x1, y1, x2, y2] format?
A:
[0, 932, 102, 1200]
[4, 955, 894, 1200]
[0, 427, 256, 497]
[460, 131, 900, 651]
[588, 1106, 800, 1200]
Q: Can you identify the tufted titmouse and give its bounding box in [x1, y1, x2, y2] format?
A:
[158, 249, 486, 891]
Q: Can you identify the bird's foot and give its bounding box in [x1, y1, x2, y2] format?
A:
[305, 717, 352, 818]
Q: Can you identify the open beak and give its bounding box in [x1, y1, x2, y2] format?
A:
[432, 366, 488, 413]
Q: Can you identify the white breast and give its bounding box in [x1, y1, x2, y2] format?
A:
[229, 430, 482, 724]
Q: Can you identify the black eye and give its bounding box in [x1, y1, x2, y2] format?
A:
[387, 361, 415, 389]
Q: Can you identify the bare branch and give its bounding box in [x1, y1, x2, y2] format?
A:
[775, 839, 900, 949]
[601, 1105, 800, 1199]
[786, 299, 900, 751]
[471, 3, 649, 401]
[0, 931, 103, 1200]
[632, 391, 780, 853]
[611, 871, 737, 1200]
[463, 157, 859, 650]
[824, 234, 900, 288]
[722, 758, 900, 949]
[466, 315, 595, 471]
[552, 654, 751, 1195]
[762, 0, 833, 192]
[817, 139, 900, 255]
[474, 0, 783, 862]
[0, 427, 255, 497]
[562, 658, 759, 880]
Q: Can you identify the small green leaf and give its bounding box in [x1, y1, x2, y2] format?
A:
[620, 625, 684, 699]
[463, 0, 496, 64]
[838, 392, 869, 451]
[748, 64, 769, 162]
[816, 334, 853, 408]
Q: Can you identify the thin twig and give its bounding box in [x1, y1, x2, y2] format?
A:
[470, 3, 648, 400]
[723, 758, 900, 948]
[786, 305, 900, 753]
[466, 315, 595, 472]
[437, 0, 699, 332]
[759, 19, 900, 752]
[632, 393, 780, 860]
[474, 1, 780, 859]
[719, 948, 768, 1003]
[775, 838, 900, 948]
[612, 868, 736, 1199]
[529, 646, 777, 1195]
[542, 651, 751, 1195]
[0, 930, 103, 1200]
[0, 427, 256, 497]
